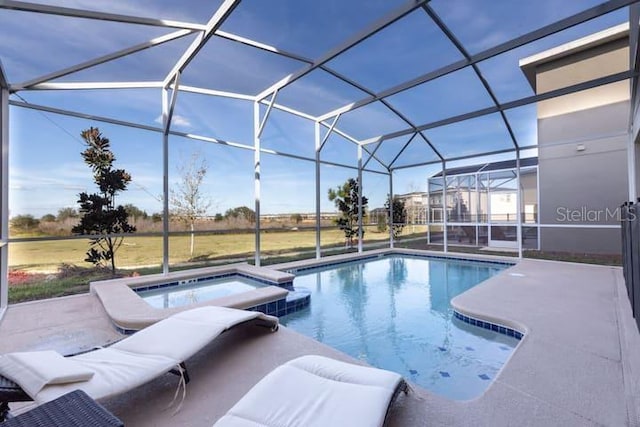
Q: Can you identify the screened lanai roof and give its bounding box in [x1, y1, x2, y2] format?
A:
[1, 0, 639, 171]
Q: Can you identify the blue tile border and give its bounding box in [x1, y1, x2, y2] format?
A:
[453, 310, 524, 340]
[245, 290, 311, 317]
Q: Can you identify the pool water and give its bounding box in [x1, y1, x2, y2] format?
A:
[280, 255, 518, 400]
[138, 276, 263, 309]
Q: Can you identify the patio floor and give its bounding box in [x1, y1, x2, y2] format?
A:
[1, 256, 639, 426]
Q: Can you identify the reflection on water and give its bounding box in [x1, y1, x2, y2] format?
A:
[281, 255, 517, 400]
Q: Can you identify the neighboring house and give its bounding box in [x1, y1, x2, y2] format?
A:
[369, 207, 387, 225]
[395, 192, 428, 225]
[427, 158, 539, 250]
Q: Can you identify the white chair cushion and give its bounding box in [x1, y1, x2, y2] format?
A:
[288, 355, 403, 391]
[111, 306, 276, 361]
[0, 351, 94, 398]
[34, 348, 177, 404]
[214, 355, 404, 427]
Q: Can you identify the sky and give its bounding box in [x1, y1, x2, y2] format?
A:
[0, 0, 630, 218]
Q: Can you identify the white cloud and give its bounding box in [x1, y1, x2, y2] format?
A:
[154, 114, 192, 129]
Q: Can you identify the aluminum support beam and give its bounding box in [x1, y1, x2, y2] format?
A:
[163, 0, 240, 87]
[318, 120, 389, 171]
[0, 64, 9, 312]
[253, 102, 262, 266]
[319, 114, 340, 151]
[161, 88, 170, 274]
[629, 3, 640, 200]
[13, 30, 195, 91]
[257, 90, 278, 138]
[516, 150, 523, 258]
[417, 132, 445, 161]
[389, 133, 418, 168]
[8, 99, 164, 132]
[258, 98, 318, 121]
[215, 30, 313, 64]
[23, 82, 163, 91]
[318, 0, 637, 122]
[357, 145, 363, 253]
[362, 138, 384, 169]
[426, 184, 431, 244]
[442, 161, 448, 253]
[164, 73, 181, 134]
[389, 171, 394, 249]
[628, 131, 638, 201]
[0, 0, 207, 30]
[315, 121, 321, 259]
[178, 85, 255, 101]
[256, 0, 428, 100]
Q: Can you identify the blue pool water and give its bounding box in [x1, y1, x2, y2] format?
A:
[280, 255, 519, 400]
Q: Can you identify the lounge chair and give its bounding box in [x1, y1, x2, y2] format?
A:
[0, 306, 278, 415]
[213, 355, 408, 427]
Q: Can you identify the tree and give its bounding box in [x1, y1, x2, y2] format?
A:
[10, 214, 39, 232]
[290, 213, 303, 224]
[328, 178, 368, 248]
[123, 204, 148, 220]
[385, 195, 407, 238]
[224, 206, 256, 223]
[170, 151, 212, 258]
[376, 219, 387, 233]
[40, 214, 56, 222]
[57, 207, 79, 222]
[72, 127, 136, 274]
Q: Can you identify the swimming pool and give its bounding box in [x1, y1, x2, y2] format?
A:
[138, 276, 265, 309]
[280, 255, 519, 400]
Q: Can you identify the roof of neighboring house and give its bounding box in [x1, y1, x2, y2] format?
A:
[431, 157, 538, 178]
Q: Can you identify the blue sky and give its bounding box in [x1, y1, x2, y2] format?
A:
[0, 0, 629, 217]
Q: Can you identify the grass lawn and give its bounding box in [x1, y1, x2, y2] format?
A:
[8, 228, 384, 271]
[7, 227, 402, 303]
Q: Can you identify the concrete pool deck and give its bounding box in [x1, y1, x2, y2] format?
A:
[1, 255, 639, 426]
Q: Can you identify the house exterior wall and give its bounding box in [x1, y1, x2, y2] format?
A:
[533, 36, 629, 254]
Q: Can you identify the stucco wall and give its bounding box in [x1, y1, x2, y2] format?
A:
[532, 35, 630, 255]
[537, 100, 629, 253]
[540, 227, 621, 254]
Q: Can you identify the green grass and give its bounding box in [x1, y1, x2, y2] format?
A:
[8, 226, 419, 272]
[8, 229, 348, 271]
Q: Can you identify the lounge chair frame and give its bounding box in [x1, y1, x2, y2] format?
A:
[0, 307, 278, 421]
